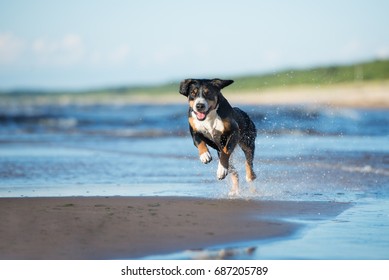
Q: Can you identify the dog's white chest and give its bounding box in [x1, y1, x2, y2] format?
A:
[193, 110, 224, 141]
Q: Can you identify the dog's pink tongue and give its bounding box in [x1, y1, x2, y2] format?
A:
[197, 112, 206, 120]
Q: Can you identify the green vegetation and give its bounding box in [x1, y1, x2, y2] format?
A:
[1, 59, 388, 102]
[231, 59, 389, 91]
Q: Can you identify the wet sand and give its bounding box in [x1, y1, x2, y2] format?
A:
[0, 196, 350, 260]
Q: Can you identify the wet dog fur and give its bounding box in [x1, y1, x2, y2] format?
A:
[179, 78, 256, 195]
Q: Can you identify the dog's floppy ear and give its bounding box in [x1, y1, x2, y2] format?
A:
[179, 79, 193, 97]
[211, 79, 234, 89]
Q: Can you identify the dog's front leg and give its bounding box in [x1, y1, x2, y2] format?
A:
[190, 126, 212, 164]
[197, 141, 212, 164]
[217, 151, 230, 180]
[217, 131, 239, 180]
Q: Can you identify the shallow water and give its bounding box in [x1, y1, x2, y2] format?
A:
[0, 103, 388, 259]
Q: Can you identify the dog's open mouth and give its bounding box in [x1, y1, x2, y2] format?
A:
[194, 111, 207, 121]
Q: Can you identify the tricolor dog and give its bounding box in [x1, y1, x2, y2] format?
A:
[179, 78, 257, 195]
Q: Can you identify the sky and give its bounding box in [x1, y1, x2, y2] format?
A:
[0, 0, 389, 90]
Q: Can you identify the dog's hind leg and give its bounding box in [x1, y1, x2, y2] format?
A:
[240, 142, 256, 182]
[228, 164, 239, 197]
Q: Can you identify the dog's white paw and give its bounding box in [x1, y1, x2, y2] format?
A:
[217, 162, 228, 180]
[228, 189, 240, 197]
[246, 175, 254, 182]
[199, 151, 212, 164]
[246, 172, 257, 182]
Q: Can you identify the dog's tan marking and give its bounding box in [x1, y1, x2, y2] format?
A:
[197, 141, 209, 156]
[222, 119, 231, 132]
[222, 146, 230, 155]
[188, 116, 197, 132]
[245, 162, 257, 182]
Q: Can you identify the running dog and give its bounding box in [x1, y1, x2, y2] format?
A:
[179, 78, 256, 195]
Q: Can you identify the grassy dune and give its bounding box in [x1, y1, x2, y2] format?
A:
[1, 59, 388, 105]
[233, 59, 389, 90]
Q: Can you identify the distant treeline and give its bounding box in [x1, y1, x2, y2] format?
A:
[1, 59, 389, 97]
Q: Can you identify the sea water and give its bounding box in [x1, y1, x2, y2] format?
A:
[0, 103, 388, 259]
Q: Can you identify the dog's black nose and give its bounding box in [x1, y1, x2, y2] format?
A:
[196, 103, 206, 111]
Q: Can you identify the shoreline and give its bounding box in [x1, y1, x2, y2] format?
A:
[0, 196, 350, 260]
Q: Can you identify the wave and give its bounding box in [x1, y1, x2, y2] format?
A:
[1, 104, 388, 137]
[339, 165, 389, 176]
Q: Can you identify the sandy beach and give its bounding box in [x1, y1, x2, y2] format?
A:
[108, 81, 389, 108]
[0, 196, 349, 260]
[0, 81, 388, 260]
[227, 82, 389, 108]
[6, 81, 388, 108]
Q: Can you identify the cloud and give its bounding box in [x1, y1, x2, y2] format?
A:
[0, 32, 134, 70]
[32, 34, 85, 66]
[0, 33, 24, 64]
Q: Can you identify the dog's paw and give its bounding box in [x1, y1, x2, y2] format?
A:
[217, 162, 228, 180]
[246, 174, 256, 182]
[199, 151, 212, 164]
[228, 189, 240, 197]
[246, 171, 257, 182]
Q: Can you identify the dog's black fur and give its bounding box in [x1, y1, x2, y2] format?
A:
[179, 78, 256, 194]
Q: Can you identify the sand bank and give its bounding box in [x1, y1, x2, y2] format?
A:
[117, 81, 389, 108]
[3, 81, 387, 108]
[0, 196, 349, 260]
[227, 82, 389, 108]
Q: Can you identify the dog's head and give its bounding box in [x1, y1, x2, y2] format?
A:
[179, 79, 234, 121]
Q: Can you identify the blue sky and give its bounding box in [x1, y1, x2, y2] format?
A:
[1, 0, 388, 90]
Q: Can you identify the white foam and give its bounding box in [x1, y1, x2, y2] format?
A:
[340, 165, 389, 176]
